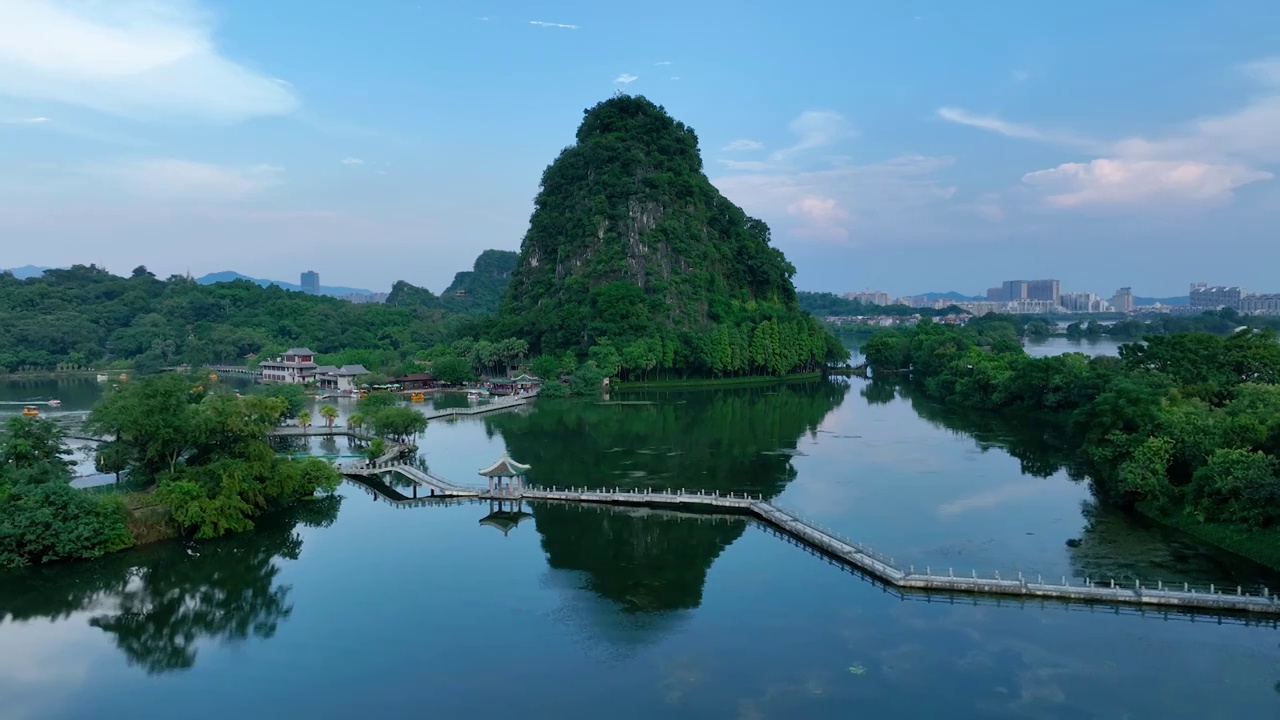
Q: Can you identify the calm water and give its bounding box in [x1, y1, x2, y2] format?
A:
[3, 342, 1280, 719]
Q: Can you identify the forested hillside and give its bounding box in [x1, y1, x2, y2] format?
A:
[0, 264, 479, 374]
[497, 95, 846, 377]
[386, 249, 517, 316]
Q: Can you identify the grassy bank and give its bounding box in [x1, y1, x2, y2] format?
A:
[613, 371, 824, 391]
[1139, 503, 1280, 572]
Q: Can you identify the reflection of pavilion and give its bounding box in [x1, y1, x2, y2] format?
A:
[479, 499, 533, 536]
[478, 453, 531, 494]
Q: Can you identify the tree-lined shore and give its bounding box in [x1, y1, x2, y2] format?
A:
[861, 318, 1280, 567]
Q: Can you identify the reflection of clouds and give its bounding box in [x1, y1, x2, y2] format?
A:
[0, 614, 111, 720]
[937, 482, 1045, 517]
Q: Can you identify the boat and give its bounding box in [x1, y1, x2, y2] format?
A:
[21, 405, 39, 417]
[47, 399, 61, 407]
[409, 392, 426, 403]
[96, 373, 108, 382]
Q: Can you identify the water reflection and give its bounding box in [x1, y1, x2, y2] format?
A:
[484, 381, 847, 615]
[867, 379, 1280, 588]
[0, 496, 341, 674]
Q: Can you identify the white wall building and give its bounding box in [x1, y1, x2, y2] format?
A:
[260, 348, 319, 384]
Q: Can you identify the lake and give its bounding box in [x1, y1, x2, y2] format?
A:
[2, 339, 1279, 719]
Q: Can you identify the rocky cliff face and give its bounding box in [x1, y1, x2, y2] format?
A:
[501, 95, 799, 353]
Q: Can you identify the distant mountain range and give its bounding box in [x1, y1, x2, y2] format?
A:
[912, 291, 985, 302]
[195, 271, 376, 297]
[3, 265, 51, 279]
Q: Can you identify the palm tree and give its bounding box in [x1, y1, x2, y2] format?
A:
[348, 412, 364, 432]
[298, 410, 312, 431]
[319, 404, 338, 429]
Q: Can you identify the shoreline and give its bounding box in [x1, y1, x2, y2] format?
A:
[613, 371, 824, 390]
[1139, 504, 1280, 572]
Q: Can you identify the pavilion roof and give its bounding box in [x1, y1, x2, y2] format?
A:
[477, 453, 531, 477]
[479, 510, 532, 535]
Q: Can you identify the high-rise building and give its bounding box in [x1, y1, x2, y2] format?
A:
[301, 270, 320, 295]
[1000, 280, 1028, 301]
[1026, 279, 1061, 305]
[1061, 292, 1113, 313]
[985, 287, 1003, 302]
[1111, 287, 1135, 313]
[1190, 283, 1248, 310]
[1240, 294, 1280, 315]
[843, 290, 891, 306]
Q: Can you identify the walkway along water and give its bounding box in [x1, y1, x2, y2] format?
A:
[342, 453, 1280, 619]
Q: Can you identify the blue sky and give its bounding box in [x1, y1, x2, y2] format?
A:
[2, 0, 1278, 298]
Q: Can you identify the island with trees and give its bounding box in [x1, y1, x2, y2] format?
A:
[0, 374, 344, 568]
[860, 318, 1280, 567]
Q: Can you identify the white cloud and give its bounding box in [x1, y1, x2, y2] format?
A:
[614, 73, 638, 84]
[341, 157, 365, 165]
[770, 110, 856, 160]
[670, 76, 680, 81]
[936, 107, 1094, 149]
[529, 20, 578, 29]
[942, 58, 1280, 208]
[92, 158, 284, 199]
[722, 139, 763, 152]
[2, 116, 49, 124]
[0, 0, 298, 121]
[719, 159, 772, 171]
[787, 196, 851, 240]
[1022, 159, 1272, 208]
[654, 61, 672, 66]
[714, 153, 957, 243]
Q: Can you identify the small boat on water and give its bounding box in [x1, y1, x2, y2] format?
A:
[47, 399, 61, 407]
[22, 405, 39, 417]
[409, 392, 426, 403]
[96, 373, 108, 382]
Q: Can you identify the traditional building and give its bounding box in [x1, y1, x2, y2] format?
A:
[389, 372, 438, 390]
[478, 453, 531, 493]
[486, 373, 541, 396]
[259, 348, 318, 384]
[315, 364, 370, 393]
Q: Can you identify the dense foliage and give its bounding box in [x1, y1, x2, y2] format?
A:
[88, 375, 341, 539]
[798, 291, 965, 318]
[1065, 309, 1280, 339]
[861, 320, 1280, 548]
[496, 95, 847, 377]
[0, 417, 133, 568]
[0, 263, 483, 374]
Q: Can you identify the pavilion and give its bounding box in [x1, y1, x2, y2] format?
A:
[478, 453, 531, 494]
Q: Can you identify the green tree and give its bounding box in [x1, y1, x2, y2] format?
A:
[319, 405, 339, 429]
[298, 410, 312, 430]
[0, 417, 74, 484]
[366, 437, 387, 461]
[1185, 449, 1280, 527]
[432, 355, 474, 385]
[0, 484, 133, 568]
[367, 406, 428, 441]
[88, 374, 204, 480]
[529, 354, 565, 381]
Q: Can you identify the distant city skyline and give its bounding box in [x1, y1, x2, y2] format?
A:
[1, 1, 1277, 296]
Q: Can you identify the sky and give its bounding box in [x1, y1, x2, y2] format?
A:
[1, 0, 1278, 298]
